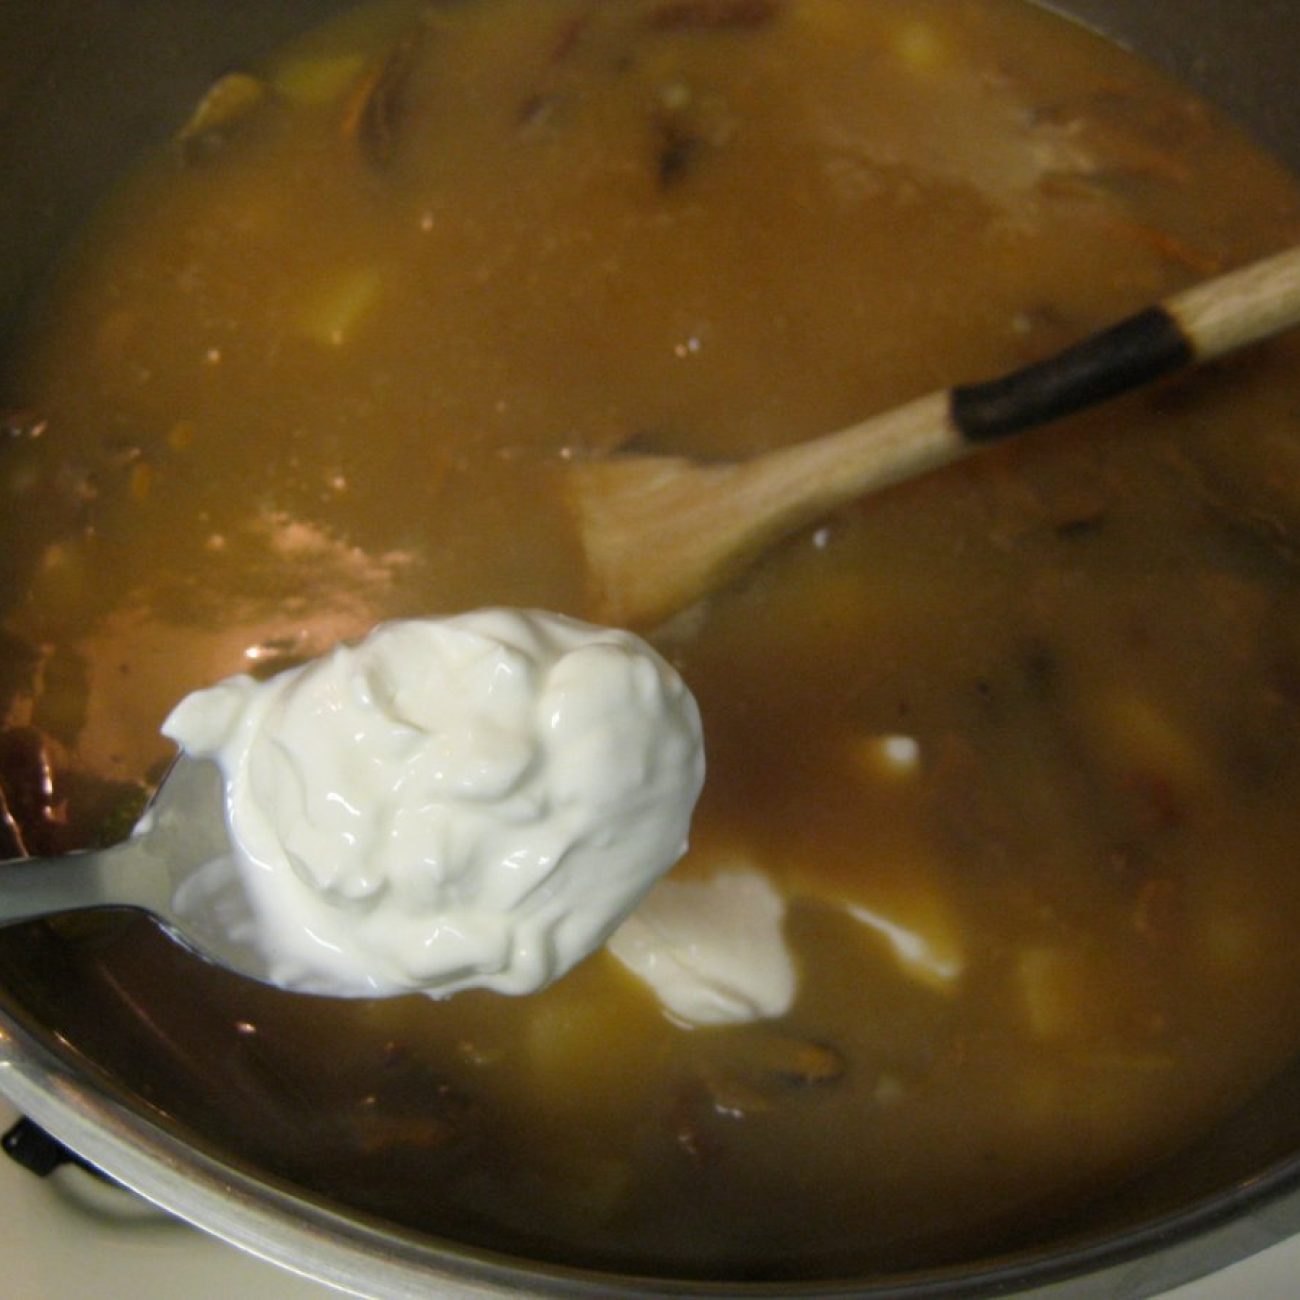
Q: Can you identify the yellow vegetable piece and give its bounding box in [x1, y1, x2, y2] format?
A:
[894, 20, 949, 74]
[1014, 946, 1148, 1044]
[176, 72, 267, 143]
[1087, 688, 1212, 789]
[273, 53, 368, 107]
[129, 462, 154, 502]
[1017, 947, 1090, 1041]
[299, 267, 383, 347]
[267, 0, 419, 106]
[167, 420, 197, 451]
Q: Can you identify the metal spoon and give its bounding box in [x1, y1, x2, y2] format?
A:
[0, 756, 280, 988]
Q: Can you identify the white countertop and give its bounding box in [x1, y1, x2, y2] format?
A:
[2, 1104, 1297, 1299]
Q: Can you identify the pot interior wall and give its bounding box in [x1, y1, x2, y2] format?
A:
[1047, 0, 1300, 169]
[0, 0, 351, 365]
[2, 0, 1299, 362]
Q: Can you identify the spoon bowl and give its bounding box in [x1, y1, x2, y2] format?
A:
[0, 756, 280, 989]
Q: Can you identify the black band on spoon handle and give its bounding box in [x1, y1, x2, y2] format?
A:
[951, 307, 1191, 443]
[949, 243, 1300, 444]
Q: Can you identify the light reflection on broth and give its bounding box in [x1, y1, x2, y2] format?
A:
[4, 0, 1300, 1279]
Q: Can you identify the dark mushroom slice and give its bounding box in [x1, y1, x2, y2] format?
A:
[341, 23, 428, 170]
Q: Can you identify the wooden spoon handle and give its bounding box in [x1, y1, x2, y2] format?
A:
[951, 243, 1300, 443]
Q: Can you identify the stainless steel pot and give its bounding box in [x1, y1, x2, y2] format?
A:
[2, 3, 1300, 1296]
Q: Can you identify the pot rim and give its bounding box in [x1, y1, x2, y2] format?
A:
[3, 999, 1300, 1299]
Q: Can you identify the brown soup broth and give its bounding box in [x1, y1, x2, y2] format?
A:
[5, 0, 1300, 1279]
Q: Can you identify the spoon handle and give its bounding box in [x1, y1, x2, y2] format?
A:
[951, 243, 1300, 442]
[0, 842, 152, 927]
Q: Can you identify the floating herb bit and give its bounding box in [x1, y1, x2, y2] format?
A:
[91, 783, 151, 849]
[273, 53, 368, 106]
[656, 112, 702, 186]
[692, 1034, 845, 1123]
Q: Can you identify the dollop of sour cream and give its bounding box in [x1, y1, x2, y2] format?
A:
[162, 609, 705, 998]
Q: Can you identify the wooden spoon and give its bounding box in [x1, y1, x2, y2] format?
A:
[568, 243, 1300, 628]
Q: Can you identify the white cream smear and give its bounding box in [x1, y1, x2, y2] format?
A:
[162, 609, 705, 998]
[607, 864, 797, 1027]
